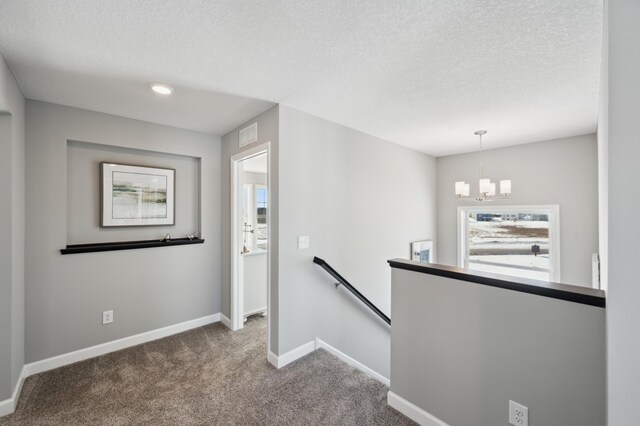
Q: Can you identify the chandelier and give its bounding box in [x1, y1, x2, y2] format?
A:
[455, 130, 511, 202]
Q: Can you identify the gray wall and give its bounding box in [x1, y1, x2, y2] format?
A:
[0, 56, 25, 402]
[597, 0, 609, 292]
[390, 267, 606, 426]
[608, 0, 640, 423]
[278, 106, 436, 378]
[437, 134, 599, 287]
[0, 113, 12, 401]
[67, 140, 201, 244]
[221, 106, 279, 353]
[25, 101, 221, 363]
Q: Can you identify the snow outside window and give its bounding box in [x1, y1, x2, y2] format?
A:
[457, 206, 560, 282]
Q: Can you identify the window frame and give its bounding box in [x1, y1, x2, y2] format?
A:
[254, 184, 268, 249]
[242, 183, 254, 248]
[457, 205, 561, 282]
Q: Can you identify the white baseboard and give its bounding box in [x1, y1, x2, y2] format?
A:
[3, 317, 392, 420]
[315, 338, 390, 386]
[266, 338, 389, 387]
[2, 313, 221, 417]
[243, 307, 267, 317]
[0, 366, 26, 417]
[24, 313, 220, 377]
[0, 396, 12, 417]
[268, 340, 316, 369]
[267, 350, 279, 368]
[387, 391, 449, 426]
[220, 313, 232, 329]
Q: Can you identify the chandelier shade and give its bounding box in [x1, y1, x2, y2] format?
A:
[455, 130, 512, 202]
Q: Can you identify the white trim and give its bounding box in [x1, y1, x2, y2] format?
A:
[230, 143, 271, 332]
[267, 340, 317, 369]
[3, 331, 389, 418]
[592, 252, 601, 289]
[220, 313, 232, 329]
[231, 154, 243, 331]
[267, 338, 390, 386]
[0, 397, 12, 417]
[387, 391, 450, 426]
[457, 204, 561, 282]
[1, 313, 221, 417]
[456, 206, 468, 269]
[24, 313, 220, 377]
[230, 142, 273, 363]
[267, 350, 279, 368]
[244, 307, 267, 317]
[264, 145, 272, 357]
[315, 338, 390, 386]
[0, 366, 26, 417]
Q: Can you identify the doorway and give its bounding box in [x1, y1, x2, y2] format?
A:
[230, 143, 271, 351]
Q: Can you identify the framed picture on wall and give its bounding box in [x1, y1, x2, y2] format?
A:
[100, 162, 175, 227]
[411, 240, 434, 263]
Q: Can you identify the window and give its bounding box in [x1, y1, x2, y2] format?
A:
[458, 206, 560, 282]
[241, 183, 268, 251]
[255, 185, 268, 250]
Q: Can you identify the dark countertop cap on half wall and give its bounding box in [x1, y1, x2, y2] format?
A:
[388, 258, 606, 308]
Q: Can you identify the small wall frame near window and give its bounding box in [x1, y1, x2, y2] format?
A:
[100, 162, 175, 227]
[411, 240, 434, 263]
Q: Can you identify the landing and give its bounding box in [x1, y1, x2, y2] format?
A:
[1, 316, 413, 425]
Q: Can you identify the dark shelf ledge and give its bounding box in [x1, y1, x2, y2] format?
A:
[60, 238, 204, 255]
[388, 258, 606, 308]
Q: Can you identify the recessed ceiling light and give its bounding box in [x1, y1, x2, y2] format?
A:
[150, 83, 173, 95]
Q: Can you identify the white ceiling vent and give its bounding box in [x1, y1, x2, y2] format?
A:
[239, 122, 258, 147]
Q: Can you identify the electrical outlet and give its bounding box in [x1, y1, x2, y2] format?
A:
[102, 310, 113, 325]
[509, 400, 528, 426]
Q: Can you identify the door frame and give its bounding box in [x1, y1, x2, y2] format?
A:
[230, 142, 271, 350]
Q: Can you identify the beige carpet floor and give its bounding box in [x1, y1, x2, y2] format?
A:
[0, 315, 414, 425]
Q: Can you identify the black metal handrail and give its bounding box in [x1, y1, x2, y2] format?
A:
[313, 256, 391, 325]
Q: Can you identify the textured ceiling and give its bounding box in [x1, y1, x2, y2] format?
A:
[0, 0, 602, 156]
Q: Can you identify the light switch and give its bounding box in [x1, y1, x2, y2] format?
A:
[298, 236, 309, 249]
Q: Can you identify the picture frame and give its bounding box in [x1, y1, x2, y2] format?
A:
[100, 162, 175, 227]
[411, 240, 434, 263]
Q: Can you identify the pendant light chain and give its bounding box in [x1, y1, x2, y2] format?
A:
[479, 132, 484, 180]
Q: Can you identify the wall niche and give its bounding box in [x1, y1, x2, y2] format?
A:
[66, 140, 202, 247]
